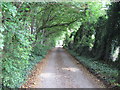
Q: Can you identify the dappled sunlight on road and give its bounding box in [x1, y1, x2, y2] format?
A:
[40, 73, 56, 78]
[62, 67, 79, 72]
[22, 47, 106, 88]
[36, 48, 105, 88]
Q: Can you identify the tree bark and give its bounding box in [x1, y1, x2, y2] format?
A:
[31, 17, 35, 34]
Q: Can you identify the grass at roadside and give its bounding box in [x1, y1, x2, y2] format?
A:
[67, 49, 119, 87]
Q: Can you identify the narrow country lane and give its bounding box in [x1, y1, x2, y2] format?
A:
[3, 2, 120, 88]
[24, 47, 106, 88]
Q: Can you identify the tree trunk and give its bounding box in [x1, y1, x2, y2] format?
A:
[31, 17, 35, 34]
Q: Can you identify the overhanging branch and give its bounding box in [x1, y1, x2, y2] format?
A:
[39, 19, 77, 30]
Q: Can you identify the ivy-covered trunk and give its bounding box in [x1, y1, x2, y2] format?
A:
[0, 5, 3, 87]
[91, 17, 107, 59]
[117, 50, 120, 84]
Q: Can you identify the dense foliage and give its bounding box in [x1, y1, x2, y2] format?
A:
[1, 1, 120, 88]
[1, 2, 83, 88]
[64, 2, 120, 87]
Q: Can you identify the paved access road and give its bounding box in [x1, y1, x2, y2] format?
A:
[23, 47, 105, 88]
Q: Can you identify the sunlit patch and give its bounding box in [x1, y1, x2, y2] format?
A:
[112, 46, 119, 61]
[56, 40, 64, 47]
[40, 73, 56, 78]
[56, 44, 63, 47]
[62, 67, 79, 72]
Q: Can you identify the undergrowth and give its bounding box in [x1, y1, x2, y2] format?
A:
[68, 49, 119, 87]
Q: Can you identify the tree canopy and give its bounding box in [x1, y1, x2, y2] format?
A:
[1, 1, 120, 88]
